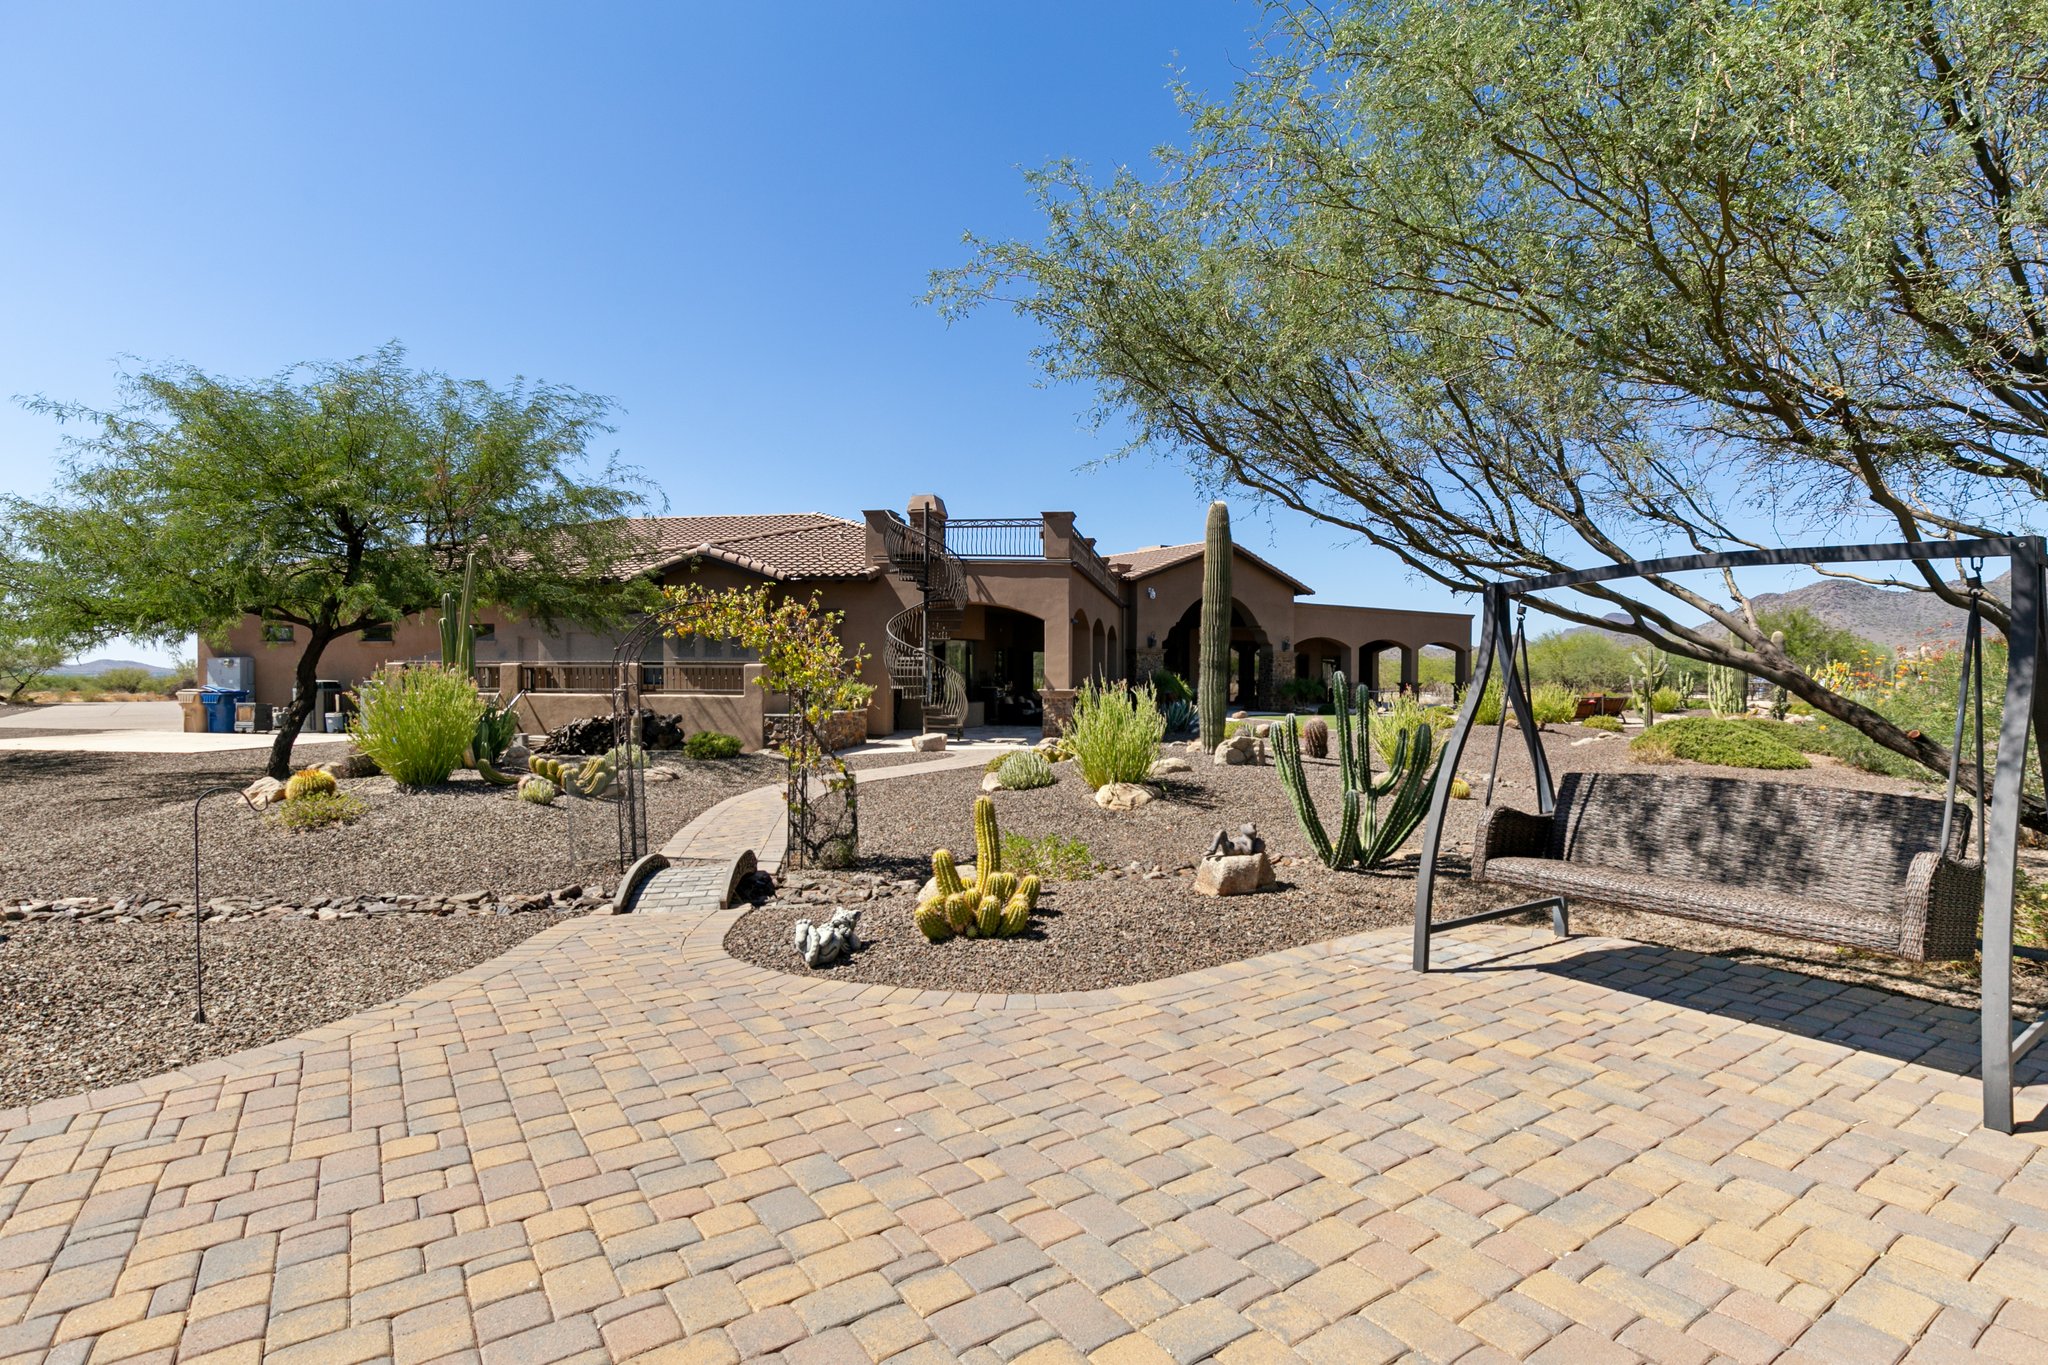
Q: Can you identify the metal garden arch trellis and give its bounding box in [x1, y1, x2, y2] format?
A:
[1411, 537, 2048, 1133]
[610, 615, 662, 871]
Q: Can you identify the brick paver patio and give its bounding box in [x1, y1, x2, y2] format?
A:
[3, 906, 2047, 1363]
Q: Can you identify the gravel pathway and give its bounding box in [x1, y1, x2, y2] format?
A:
[725, 727, 2048, 1008]
[0, 910, 584, 1110]
[0, 748, 784, 901]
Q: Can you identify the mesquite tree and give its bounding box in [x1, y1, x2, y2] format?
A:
[1198, 500, 1232, 749]
[934, 0, 2048, 822]
[6, 344, 651, 777]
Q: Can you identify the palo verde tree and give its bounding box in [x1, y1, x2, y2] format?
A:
[5, 344, 652, 777]
[935, 0, 2048, 820]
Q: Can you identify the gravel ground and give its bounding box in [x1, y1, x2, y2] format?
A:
[726, 724, 2048, 1009]
[0, 747, 783, 901]
[0, 910, 581, 1110]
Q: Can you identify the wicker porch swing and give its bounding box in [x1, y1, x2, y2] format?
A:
[1410, 537, 2048, 1133]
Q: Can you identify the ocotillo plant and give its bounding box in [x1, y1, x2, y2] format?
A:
[1272, 670, 1440, 869]
[1198, 501, 1232, 750]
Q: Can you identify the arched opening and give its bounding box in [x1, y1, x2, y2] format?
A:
[1162, 598, 1274, 708]
[1419, 642, 1470, 699]
[1069, 610, 1091, 689]
[1091, 619, 1106, 680]
[1105, 625, 1120, 681]
[1292, 637, 1351, 696]
[1360, 640, 1418, 696]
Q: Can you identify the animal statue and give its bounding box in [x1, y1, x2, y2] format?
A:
[1205, 823, 1264, 859]
[790, 907, 862, 968]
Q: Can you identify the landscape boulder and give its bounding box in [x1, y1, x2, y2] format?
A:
[1213, 733, 1257, 766]
[1148, 757, 1193, 778]
[909, 732, 947, 753]
[1191, 852, 1278, 897]
[242, 776, 287, 809]
[1094, 782, 1153, 811]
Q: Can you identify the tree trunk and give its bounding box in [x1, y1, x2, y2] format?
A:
[265, 630, 335, 780]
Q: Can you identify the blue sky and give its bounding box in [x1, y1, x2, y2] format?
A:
[5, 0, 1466, 666]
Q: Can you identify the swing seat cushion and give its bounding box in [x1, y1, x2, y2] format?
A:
[1472, 772, 1983, 962]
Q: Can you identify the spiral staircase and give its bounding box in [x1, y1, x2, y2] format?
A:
[878, 515, 970, 734]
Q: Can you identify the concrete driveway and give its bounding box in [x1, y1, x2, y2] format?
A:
[0, 701, 347, 753]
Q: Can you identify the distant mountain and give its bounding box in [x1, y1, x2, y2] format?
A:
[1746, 571, 2010, 651]
[49, 658, 179, 677]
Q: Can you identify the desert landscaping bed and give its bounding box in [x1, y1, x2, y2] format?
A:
[0, 910, 584, 1111]
[0, 745, 784, 903]
[726, 724, 2048, 1010]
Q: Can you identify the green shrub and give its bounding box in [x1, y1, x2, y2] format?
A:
[996, 751, 1056, 790]
[1065, 680, 1164, 789]
[1151, 669, 1193, 703]
[1277, 676, 1328, 708]
[1471, 679, 1503, 726]
[1629, 716, 1809, 770]
[1530, 682, 1581, 726]
[348, 665, 484, 787]
[1651, 687, 1685, 714]
[1000, 832, 1095, 881]
[685, 730, 744, 760]
[1370, 693, 1447, 761]
[272, 790, 366, 831]
[1582, 714, 1624, 732]
[92, 666, 159, 693]
[1732, 716, 1928, 781]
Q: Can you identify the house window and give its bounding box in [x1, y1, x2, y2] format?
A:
[360, 623, 394, 643]
[262, 623, 295, 644]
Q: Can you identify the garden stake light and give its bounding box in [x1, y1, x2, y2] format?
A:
[190, 785, 260, 1024]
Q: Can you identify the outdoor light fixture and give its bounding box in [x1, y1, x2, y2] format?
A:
[1146, 587, 1157, 599]
[1281, 639, 1291, 651]
[1146, 635, 1157, 648]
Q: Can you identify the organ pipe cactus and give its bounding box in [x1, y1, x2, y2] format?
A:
[1707, 663, 1748, 717]
[1271, 670, 1441, 870]
[1198, 501, 1232, 750]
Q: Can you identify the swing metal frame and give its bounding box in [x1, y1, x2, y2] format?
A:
[1411, 536, 2048, 1133]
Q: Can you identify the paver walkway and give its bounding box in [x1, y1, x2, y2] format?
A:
[3, 903, 2047, 1364]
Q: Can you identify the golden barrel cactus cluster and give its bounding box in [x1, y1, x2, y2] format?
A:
[914, 795, 1040, 942]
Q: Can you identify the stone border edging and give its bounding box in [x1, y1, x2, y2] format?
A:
[614, 851, 670, 912]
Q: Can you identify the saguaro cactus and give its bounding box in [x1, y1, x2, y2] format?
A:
[440, 550, 478, 677]
[1198, 501, 1232, 751]
[1767, 630, 1791, 720]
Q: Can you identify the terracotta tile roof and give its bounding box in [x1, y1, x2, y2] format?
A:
[622, 514, 872, 581]
[1105, 542, 1314, 596]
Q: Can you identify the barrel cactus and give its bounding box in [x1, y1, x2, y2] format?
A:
[1300, 717, 1329, 759]
[518, 775, 558, 805]
[284, 767, 338, 802]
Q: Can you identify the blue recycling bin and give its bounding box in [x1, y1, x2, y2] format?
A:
[200, 688, 247, 734]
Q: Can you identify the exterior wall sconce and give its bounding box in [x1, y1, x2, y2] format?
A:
[1146, 587, 1157, 599]
[1281, 639, 1291, 651]
[1146, 635, 1157, 648]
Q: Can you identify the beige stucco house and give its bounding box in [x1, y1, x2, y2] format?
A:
[200, 494, 1471, 745]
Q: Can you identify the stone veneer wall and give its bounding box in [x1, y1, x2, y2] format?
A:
[768, 708, 869, 753]
[1040, 688, 1076, 739]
